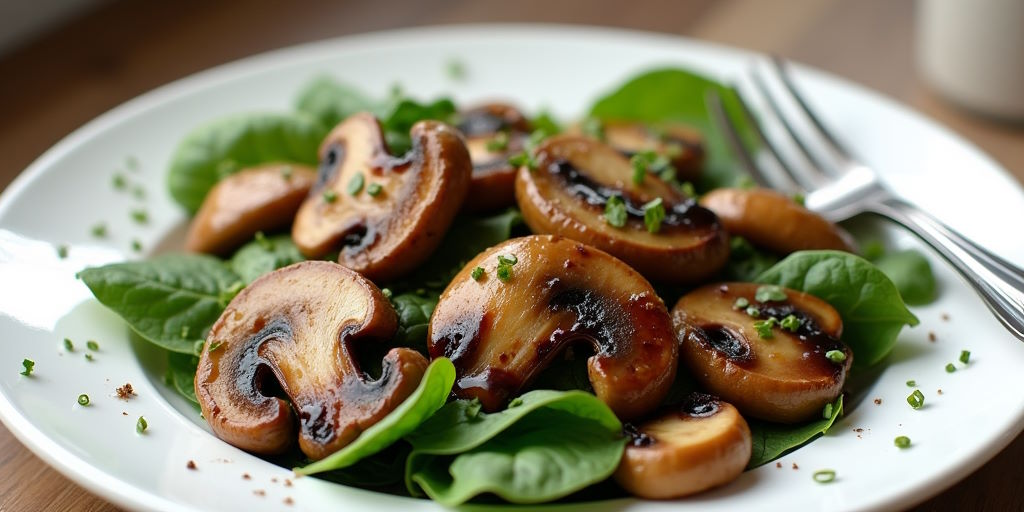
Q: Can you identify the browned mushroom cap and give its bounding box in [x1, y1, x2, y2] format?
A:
[427, 235, 677, 420]
[195, 260, 429, 460]
[456, 103, 532, 213]
[600, 121, 705, 183]
[615, 393, 752, 499]
[515, 135, 729, 284]
[184, 164, 316, 255]
[700, 188, 856, 254]
[292, 113, 471, 282]
[673, 282, 851, 423]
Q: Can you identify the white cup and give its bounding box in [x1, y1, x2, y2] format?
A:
[918, 0, 1024, 121]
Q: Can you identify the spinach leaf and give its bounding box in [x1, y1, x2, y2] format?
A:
[390, 293, 437, 351]
[228, 234, 305, 284]
[405, 390, 624, 505]
[410, 408, 625, 505]
[587, 68, 755, 191]
[756, 250, 919, 366]
[166, 352, 200, 405]
[167, 112, 326, 213]
[381, 98, 457, 155]
[295, 358, 455, 475]
[294, 75, 378, 128]
[873, 249, 937, 305]
[747, 395, 843, 468]
[77, 254, 243, 354]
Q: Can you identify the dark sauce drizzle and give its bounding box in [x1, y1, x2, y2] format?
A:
[547, 159, 717, 230]
[752, 303, 845, 355]
[679, 392, 720, 418]
[623, 422, 655, 447]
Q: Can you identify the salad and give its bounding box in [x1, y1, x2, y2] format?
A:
[75, 67, 933, 505]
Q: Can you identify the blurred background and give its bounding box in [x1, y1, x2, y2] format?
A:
[0, 0, 1021, 510]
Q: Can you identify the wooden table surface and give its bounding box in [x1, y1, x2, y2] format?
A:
[1, 0, 1021, 510]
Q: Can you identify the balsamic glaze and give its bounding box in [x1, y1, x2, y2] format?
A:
[751, 303, 845, 354]
[679, 392, 720, 418]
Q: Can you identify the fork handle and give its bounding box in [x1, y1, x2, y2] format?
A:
[873, 198, 1024, 340]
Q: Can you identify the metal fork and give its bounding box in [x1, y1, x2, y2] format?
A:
[708, 56, 1024, 341]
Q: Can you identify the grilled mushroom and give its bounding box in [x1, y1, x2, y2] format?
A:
[185, 164, 316, 255]
[700, 188, 855, 254]
[428, 235, 677, 420]
[515, 135, 729, 284]
[672, 282, 851, 423]
[615, 393, 751, 499]
[292, 113, 471, 282]
[456, 103, 532, 212]
[195, 260, 429, 460]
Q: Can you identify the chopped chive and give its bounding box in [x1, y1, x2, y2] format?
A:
[63, 338, 74, 351]
[679, 181, 696, 198]
[755, 285, 787, 303]
[86, 340, 99, 351]
[56, 244, 69, 259]
[745, 306, 761, 318]
[907, 389, 925, 409]
[20, 359, 34, 376]
[486, 132, 509, 152]
[136, 416, 148, 434]
[130, 209, 149, 224]
[959, 350, 971, 364]
[131, 239, 143, 253]
[347, 173, 365, 196]
[254, 231, 273, 251]
[945, 363, 956, 373]
[280, 165, 293, 180]
[85, 353, 94, 362]
[497, 254, 518, 266]
[906, 379, 916, 387]
[822, 402, 833, 420]
[793, 192, 805, 206]
[367, 183, 383, 197]
[812, 469, 836, 483]
[508, 150, 537, 171]
[894, 436, 911, 449]
[825, 350, 847, 364]
[322, 190, 338, 203]
[780, 314, 801, 332]
[471, 267, 485, 281]
[604, 196, 627, 228]
[642, 197, 665, 233]
[753, 318, 776, 339]
[381, 288, 393, 299]
[90, 223, 107, 238]
[496, 264, 512, 282]
[733, 297, 750, 310]
[112, 173, 127, 190]
[77, 394, 90, 406]
[630, 154, 648, 185]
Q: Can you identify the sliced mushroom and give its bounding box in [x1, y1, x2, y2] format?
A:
[672, 282, 851, 423]
[428, 235, 677, 420]
[615, 393, 751, 499]
[456, 103, 532, 212]
[184, 164, 316, 255]
[195, 260, 429, 460]
[515, 135, 729, 284]
[600, 121, 705, 183]
[700, 188, 855, 254]
[292, 113, 471, 282]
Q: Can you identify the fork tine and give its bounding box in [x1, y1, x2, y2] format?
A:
[751, 64, 839, 183]
[770, 56, 855, 163]
[706, 89, 801, 194]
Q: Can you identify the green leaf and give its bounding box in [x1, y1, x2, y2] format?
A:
[405, 390, 624, 505]
[873, 249, 937, 305]
[166, 352, 199, 404]
[381, 98, 457, 155]
[295, 358, 456, 475]
[294, 75, 377, 128]
[587, 67, 755, 191]
[391, 293, 437, 350]
[410, 408, 626, 505]
[167, 112, 326, 213]
[747, 395, 843, 468]
[77, 254, 243, 354]
[228, 234, 305, 284]
[756, 250, 919, 366]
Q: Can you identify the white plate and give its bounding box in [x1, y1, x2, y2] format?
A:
[1, 25, 1023, 512]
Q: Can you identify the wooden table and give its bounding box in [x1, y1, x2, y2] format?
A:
[1, 0, 1021, 510]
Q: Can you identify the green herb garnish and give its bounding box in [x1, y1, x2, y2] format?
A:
[367, 183, 383, 197]
[85, 353, 94, 362]
[90, 223, 107, 238]
[745, 306, 760, 318]
[812, 469, 836, 483]
[112, 173, 127, 190]
[56, 245, 69, 259]
[347, 173, 365, 196]
[780, 314, 801, 332]
[77, 394, 90, 406]
[471, 267, 485, 281]
[496, 254, 517, 282]
[323, 190, 338, 203]
[136, 416, 148, 434]
[131, 239, 143, 253]
[20, 359, 34, 376]
[906, 380, 916, 387]
[907, 389, 925, 409]
[130, 209, 149, 224]
[733, 297, 749, 310]
[959, 350, 971, 364]
[755, 284, 787, 302]
[642, 197, 665, 233]
[604, 196, 627, 227]
[486, 132, 509, 152]
[508, 150, 537, 171]
[825, 350, 846, 364]
[822, 402, 833, 420]
[63, 338, 73, 351]
[753, 318, 777, 339]
[945, 363, 956, 373]
[86, 340, 99, 351]
[630, 153, 649, 185]
[894, 436, 911, 449]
